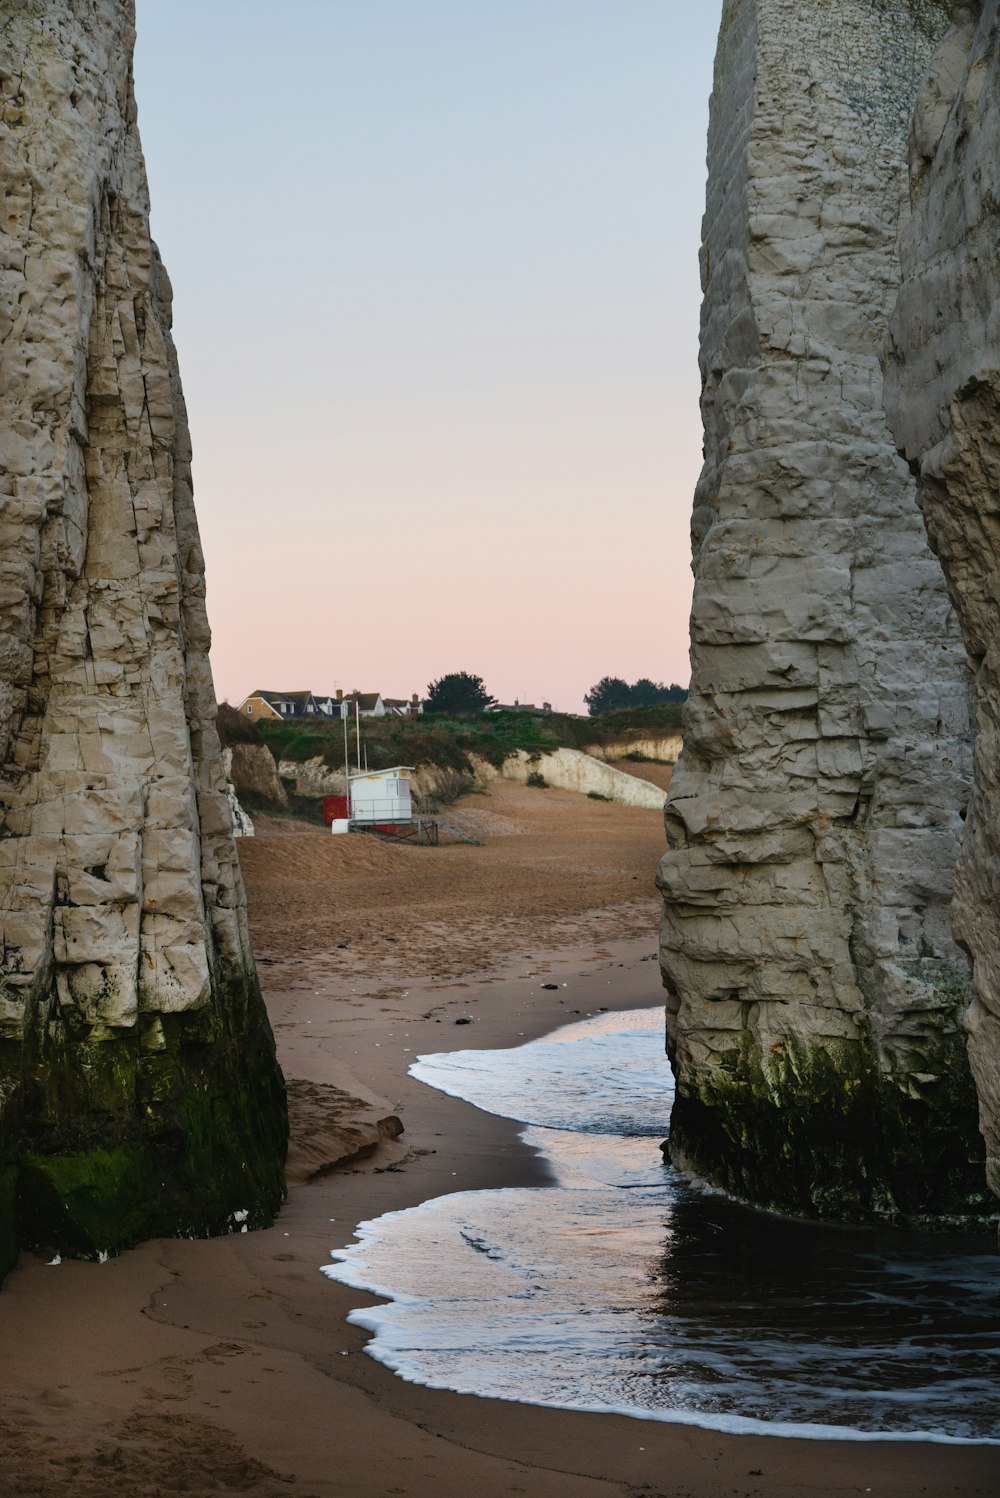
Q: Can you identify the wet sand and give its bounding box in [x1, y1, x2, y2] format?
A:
[0, 784, 997, 1496]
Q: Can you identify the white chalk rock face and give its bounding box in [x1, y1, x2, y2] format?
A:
[659, 0, 988, 1225]
[0, 0, 285, 1275]
[221, 751, 254, 838]
[586, 736, 683, 766]
[501, 749, 666, 808]
[277, 756, 342, 800]
[884, 0, 1000, 1202]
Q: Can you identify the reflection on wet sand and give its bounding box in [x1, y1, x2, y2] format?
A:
[324, 1009, 1000, 1442]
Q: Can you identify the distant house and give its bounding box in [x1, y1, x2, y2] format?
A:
[487, 699, 553, 716]
[383, 694, 423, 718]
[342, 691, 386, 717]
[239, 689, 316, 722]
[237, 688, 423, 721]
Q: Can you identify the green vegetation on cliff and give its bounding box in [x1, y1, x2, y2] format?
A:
[219, 702, 683, 786]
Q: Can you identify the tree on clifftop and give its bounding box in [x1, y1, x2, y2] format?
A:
[425, 671, 497, 715]
[584, 676, 632, 716]
[585, 676, 688, 716]
[631, 677, 688, 707]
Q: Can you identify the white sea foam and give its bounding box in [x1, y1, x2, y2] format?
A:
[409, 1008, 671, 1136]
[322, 1007, 1000, 1443]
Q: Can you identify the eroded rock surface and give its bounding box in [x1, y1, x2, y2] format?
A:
[0, 2, 286, 1274]
[229, 742, 288, 810]
[659, 0, 987, 1224]
[885, 0, 1000, 1201]
[587, 735, 683, 766]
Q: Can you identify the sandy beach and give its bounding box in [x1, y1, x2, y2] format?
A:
[0, 781, 997, 1497]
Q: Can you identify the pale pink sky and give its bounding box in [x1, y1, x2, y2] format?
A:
[134, 2, 721, 714]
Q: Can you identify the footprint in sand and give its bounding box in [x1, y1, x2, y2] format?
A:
[36, 1387, 75, 1409]
[201, 1342, 250, 1363]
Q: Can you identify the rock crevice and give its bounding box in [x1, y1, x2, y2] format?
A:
[884, 0, 1000, 1201]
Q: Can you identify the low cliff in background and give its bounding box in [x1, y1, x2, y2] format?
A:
[219, 703, 681, 817]
[0, 2, 286, 1277]
[885, 0, 1000, 1202]
[659, 0, 988, 1226]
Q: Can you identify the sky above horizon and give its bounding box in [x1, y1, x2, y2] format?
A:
[133, 1, 723, 714]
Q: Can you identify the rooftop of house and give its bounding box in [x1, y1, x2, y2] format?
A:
[251, 689, 314, 705]
[240, 688, 421, 717]
[489, 699, 553, 715]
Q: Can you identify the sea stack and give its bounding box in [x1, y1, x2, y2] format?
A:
[658, 0, 988, 1225]
[0, 1, 286, 1277]
[884, 0, 1000, 1205]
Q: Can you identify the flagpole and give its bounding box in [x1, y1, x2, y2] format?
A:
[343, 699, 350, 819]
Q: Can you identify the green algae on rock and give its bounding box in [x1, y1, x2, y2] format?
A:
[0, 2, 286, 1278]
[0, 1083, 21, 1279]
[667, 1021, 989, 1228]
[10, 962, 287, 1260]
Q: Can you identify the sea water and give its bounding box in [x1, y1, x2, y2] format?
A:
[322, 1008, 1000, 1443]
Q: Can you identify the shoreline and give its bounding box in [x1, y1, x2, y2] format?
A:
[330, 1003, 1000, 1453]
[293, 940, 1000, 1495]
[1, 791, 998, 1495]
[2, 939, 994, 1496]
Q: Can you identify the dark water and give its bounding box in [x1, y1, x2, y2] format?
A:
[322, 1009, 1000, 1442]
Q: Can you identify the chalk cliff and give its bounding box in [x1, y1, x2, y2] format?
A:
[221, 750, 255, 838]
[229, 742, 289, 811]
[884, 0, 1000, 1202]
[658, 0, 988, 1224]
[0, 2, 286, 1275]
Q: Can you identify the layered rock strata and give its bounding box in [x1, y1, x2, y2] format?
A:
[0, 2, 286, 1276]
[587, 735, 683, 765]
[658, 0, 987, 1224]
[884, 0, 1000, 1201]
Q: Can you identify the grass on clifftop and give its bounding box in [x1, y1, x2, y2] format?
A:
[217, 702, 683, 782]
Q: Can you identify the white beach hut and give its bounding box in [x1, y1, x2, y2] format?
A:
[348, 767, 414, 826]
